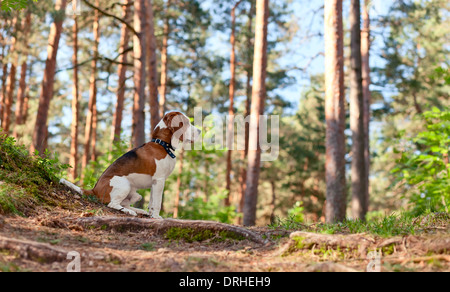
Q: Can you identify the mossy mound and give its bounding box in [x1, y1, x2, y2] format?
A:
[0, 131, 70, 216]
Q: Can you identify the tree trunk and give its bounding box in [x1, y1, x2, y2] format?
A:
[69, 2, 80, 181]
[31, 0, 68, 155]
[173, 149, 184, 219]
[13, 12, 32, 139]
[146, 0, 160, 133]
[361, 0, 371, 217]
[243, 0, 269, 227]
[132, 0, 147, 148]
[324, 0, 346, 223]
[112, 0, 131, 144]
[81, 0, 100, 181]
[159, 0, 171, 119]
[350, 0, 367, 221]
[225, 0, 242, 207]
[2, 16, 18, 134]
[237, 0, 255, 222]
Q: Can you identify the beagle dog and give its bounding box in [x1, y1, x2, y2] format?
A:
[61, 111, 201, 218]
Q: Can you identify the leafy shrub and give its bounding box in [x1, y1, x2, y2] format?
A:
[177, 191, 237, 224]
[391, 107, 449, 215]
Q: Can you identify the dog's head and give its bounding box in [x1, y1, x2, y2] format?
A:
[152, 111, 201, 147]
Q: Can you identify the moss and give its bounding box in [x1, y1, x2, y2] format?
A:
[164, 227, 245, 243]
[382, 244, 395, 256]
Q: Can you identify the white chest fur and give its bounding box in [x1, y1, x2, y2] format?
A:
[153, 155, 177, 179]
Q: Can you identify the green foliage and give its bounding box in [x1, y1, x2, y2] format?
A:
[0, 0, 38, 11]
[287, 201, 305, 223]
[270, 211, 447, 237]
[177, 192, 237, 224]
[390, 107, 450, 215]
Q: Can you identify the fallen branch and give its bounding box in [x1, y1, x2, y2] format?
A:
[74, 217, 267, 244]
[0, 236, 69, 263]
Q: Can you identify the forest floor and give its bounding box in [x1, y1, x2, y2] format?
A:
[0, 187, 449, 272]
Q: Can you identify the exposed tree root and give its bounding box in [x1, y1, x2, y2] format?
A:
[282, 231, 450, 257]
[0, 236, 69, 263]
[306, 262, 360, 272]
[73, 217, 268, 244]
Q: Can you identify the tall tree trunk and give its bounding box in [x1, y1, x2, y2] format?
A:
[112, 0, 131, 144]
[159, 0, 171, 119]
[324, 0, 346, 223]
[350, 0, 367, 221]
[81, 0, 100, 181]
[361, 0, 371, 217]
[69, 1, 80, 181]
[243, 0, 269, 227]
[13, 12, 32, 138]
[225, 0, 242, 207]
[132, 0, 147, 148]
[31, 0, 67, 155]
[2, 16, 19, 133]
[146, 0, 160, 132]
[0, 62, 8, 124]
[173, 149, 184, 219]
[238, 0, 255, 222]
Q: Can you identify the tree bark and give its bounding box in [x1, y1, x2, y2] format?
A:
[225, 0, 243, 207]
[238, 0, 255, 223]
[146, 0, 160, 133]
[31, 0, 68, 155]
[159, 0, 171, 119]
[2, 16, 18, 134]
[243, 0, 269, 227]
[350, 0, 367, 221]
[132, 0, 147, 148]
[81, 0, 100, 181]
[361, 0, 371, 217]
[112, 0, 131, 144]
[173, 149, 184, 219]
[69, 1, 80, 181]
[324, 0, 346, 223]
[13, 12, 32, 139]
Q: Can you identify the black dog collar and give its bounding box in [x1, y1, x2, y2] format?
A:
[151, 138, 176, 159]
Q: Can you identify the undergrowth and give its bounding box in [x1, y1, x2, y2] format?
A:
[0, 131, 70, 215]
[269, 211, 449, 237]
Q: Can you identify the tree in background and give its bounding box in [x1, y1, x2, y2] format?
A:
[31, 0, 67, 155]
[349, 0, 367, 220]
[69, 0, 80, 181]
[132, 0, 147, 148]
[324, 0, 346, 223]
[243, 0, 269, 226]
[361, 0, 371, 219]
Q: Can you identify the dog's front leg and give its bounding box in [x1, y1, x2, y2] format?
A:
[149, 179, 165, 219]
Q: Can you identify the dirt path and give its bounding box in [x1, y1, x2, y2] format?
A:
[0, 192, 448, 272]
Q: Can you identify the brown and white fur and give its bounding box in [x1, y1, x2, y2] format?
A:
[61, 111, 201, 219]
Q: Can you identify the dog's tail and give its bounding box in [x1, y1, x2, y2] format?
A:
[60, 178, 91, 196]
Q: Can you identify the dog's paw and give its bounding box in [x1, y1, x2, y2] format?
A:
[122, 209, 138, 217]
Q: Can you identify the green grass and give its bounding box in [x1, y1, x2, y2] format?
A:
[269, 211, 449, 237]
